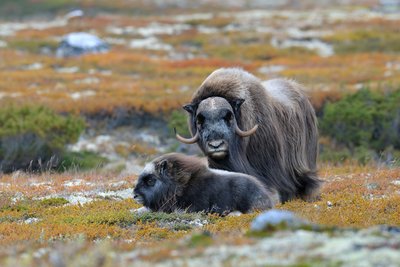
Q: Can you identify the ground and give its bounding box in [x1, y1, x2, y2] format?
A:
[1, 1, 400, 266]
[1, 164, 400, 266]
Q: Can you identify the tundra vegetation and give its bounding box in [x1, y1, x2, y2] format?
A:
[0, 0, 400, 265]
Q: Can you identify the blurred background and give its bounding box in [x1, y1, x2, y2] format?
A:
[0, 0, 400, 174]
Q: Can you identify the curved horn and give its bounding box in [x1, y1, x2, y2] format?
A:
[175, 128, 199, 144]
[235, 124, 259, 137]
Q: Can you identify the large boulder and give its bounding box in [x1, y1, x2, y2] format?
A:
[56, 32, 109, 57]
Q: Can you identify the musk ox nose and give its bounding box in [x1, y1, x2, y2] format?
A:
[206, 139, 228, 159]
[208, 140, 225, 149]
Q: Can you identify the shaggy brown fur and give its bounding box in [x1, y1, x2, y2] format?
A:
[182, 68, 322, 202]
[133, 153, 279, 214]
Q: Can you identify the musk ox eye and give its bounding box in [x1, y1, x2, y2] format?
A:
[144, 176, 156, 187]
[196, 114, 205, 126]
[224, 111, 233, 123]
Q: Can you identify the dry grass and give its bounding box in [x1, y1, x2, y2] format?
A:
[1, 11, 400, 116]
[1, 164, 399, 254]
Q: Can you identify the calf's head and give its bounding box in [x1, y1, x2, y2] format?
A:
[133, 159, 175, 211]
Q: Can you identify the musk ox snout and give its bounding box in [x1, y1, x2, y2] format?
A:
[206, 139, 228, 159]
[208, 139, 225, 149]
[132, 193, 144, 204]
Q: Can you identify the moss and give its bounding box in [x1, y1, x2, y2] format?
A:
[8, 39, 58, 54]
[325, 29, 400, 54]
[205, 43, 280, 61]
[0, 215, 21, 223]
[39, 197, 69, 207]
[0, 0, 74, 18]
[49, 200, 138, 227]
[170, 223, 193, 231]
[188, 231, 213, 247]
[131, 211, 209, 224]
[186, 17, 232, 28]
[0, 202, 30, 212]
[58, 151, 108, 171]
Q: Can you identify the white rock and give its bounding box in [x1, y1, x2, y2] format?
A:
[65, 10, 84, 20]
[251, 209, 308, 231]
[132, 207, 150, 215]
[55, 66, 79, 73]
[62, 32, 105, 50]
[24, 217, 41, 224]
[69, 90, 96, 100]
[391, 180, 400, 186]
[129, 37, 172, 51]
[63, 179, 84, 187]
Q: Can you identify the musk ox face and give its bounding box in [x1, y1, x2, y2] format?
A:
[176, 96, 258, 160]
[133, 160, 177, 211]
[193, 97, 236, 159]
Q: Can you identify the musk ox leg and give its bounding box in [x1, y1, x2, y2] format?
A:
[250, 188, 280, 212]
[296, 171, 323, 201]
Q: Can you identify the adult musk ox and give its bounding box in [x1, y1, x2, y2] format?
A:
[133, 153, 279, 214]
[175, 68, 321, 202]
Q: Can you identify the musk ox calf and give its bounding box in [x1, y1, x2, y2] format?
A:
[133, 153, 279, 215]
[175, 68, 322, 202]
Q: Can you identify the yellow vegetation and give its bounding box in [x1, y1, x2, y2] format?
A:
[1, 164, 399, 251]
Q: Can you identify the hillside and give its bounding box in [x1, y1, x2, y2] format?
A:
[1, 1, 400, 266]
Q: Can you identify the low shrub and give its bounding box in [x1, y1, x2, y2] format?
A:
[57, 151, 108, 171]
[325, 29, 400, 54]
[319, 88, 400, 163]
[0, 105, 85, 173]
[168, 109, 190, 138]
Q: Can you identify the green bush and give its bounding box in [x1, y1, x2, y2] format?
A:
[326, 30, 400, 54]
[0, 0, 74, 18]
[9, 39, 58, 54]
[319, 145, 352, 163]
[0, 105, 85, 173]
[320, 88, 400, 161]
[58, 151, 108, 171]
[168, 109, 191, 138]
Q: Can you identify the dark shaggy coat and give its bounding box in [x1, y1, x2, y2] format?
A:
[185, 68, 321, 202]
[133, 153, 279, 214]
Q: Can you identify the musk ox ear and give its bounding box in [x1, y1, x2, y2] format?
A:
[159, 160, 168, 177]
[183, 103, 195, 114]
[231, 98, 245, 114]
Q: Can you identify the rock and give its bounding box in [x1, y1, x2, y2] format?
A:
[131, 207, 150, 215]
[367, 183, 380, 190]
[0, 40, 7, 47]
[227, 211, 243, 217]
[56, 32, 109, 57]
[24, 217, 41, 224]
[390, 179, 400, 186]
[129, 37, 172, 51]
[250, 209, 309, 232]
[65, 10, 84, 20]
[258, 65, 286, 75]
